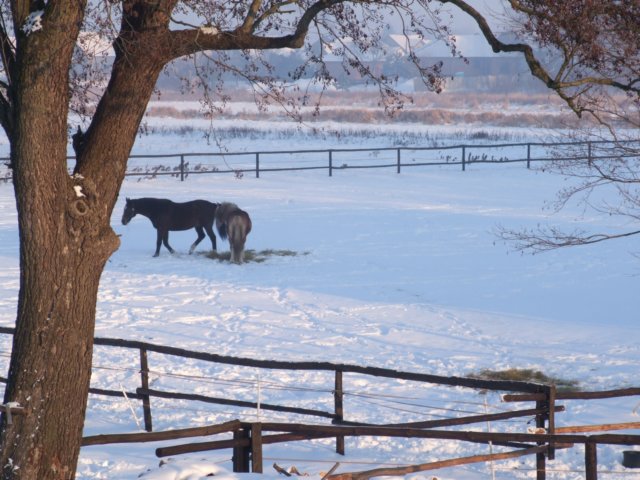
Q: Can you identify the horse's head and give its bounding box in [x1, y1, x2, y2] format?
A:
[121, 198, 136, 225]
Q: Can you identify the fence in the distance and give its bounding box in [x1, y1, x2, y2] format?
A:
[1, 138, 638, 183]
[123, 139, 640, 180]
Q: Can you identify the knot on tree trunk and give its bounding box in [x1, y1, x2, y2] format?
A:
[69, 198, 89, 218]
[67, 176, 101, 238]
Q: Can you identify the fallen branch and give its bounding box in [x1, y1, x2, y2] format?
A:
[321, 463, 340, 480]
[273, 463, 292, 476]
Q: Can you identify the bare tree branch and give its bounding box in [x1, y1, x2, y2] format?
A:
[496, 225, 640, 253]
[442, 0, 640, 118]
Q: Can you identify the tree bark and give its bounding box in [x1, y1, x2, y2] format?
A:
[0, 3, 163, 478]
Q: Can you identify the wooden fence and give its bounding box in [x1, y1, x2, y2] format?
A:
[1, 138, 638, 183]
[122, 138, 640, 179]
[1, 326, 640, 479]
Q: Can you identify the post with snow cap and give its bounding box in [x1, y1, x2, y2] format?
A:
[232, 426, 251, 472]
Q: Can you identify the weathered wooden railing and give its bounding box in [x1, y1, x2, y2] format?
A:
[2, 326, 640, 479]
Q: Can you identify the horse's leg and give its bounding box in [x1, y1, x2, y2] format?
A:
[205, 224, 217, 251]
[189, 226, 206, 254]
[237, 235, 246, 263]
[154, 229, 162, 257]
[231, 231, 245, 264]
[162, 230, 175, 254]
[228, 224, 237, 263]
[240, 237, 247, 263]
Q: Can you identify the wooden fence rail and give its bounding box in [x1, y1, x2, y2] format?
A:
[0, 326, 552, 450]
[152, 420, 640, 480]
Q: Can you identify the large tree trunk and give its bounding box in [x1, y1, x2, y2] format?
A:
[0, 4, 164, 478]
[0, 193, 119, 479]
[0, 5, 116, 479]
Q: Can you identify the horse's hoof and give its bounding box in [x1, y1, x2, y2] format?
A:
[153, 254, 159, 258]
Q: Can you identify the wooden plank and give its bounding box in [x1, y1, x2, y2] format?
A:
[0, 405, 27, 425]
[82, 419, 242, 446]
[0, 405, 26, 416]
[327, 445, 548, 480]
[259, 422, 640, 446]
[503, 387, 640, 402]
[557, 422, 640, 434]
[89, 387, 142, 399]
[339, 406, 565, 429]
[156, 431, 336, 457]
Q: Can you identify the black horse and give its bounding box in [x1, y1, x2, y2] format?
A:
[122, 197, 218, 257]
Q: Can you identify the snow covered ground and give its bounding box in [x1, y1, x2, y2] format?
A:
[0, 115, 639, 479]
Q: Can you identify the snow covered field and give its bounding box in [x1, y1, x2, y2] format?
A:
[0, 114, 639, 479]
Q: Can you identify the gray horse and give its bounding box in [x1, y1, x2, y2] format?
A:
[215, 202, 252, 263]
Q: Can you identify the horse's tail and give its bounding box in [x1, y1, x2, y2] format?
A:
[215, 202, 238, 240]
[216, 221, 228, 240]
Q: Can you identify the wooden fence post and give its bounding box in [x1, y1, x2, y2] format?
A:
[256, 153, 260, 178]
[329, 150, 333, 177]
[546, 385, 556, 460]
[179, 155, 185, 181]
[233, 426, 251, 473]
[334, 370, 345, 455]
[251, 423, 263, 473]
[462, 146, 466, 171]
[535, 396, 546, 480]
[527, 143, 531, 169]
[396, 148, 401, 174]
[139, 349, 153, 432]
[585, 441, 598, 480]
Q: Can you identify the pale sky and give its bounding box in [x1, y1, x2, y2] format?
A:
[445, 0, 510, 34]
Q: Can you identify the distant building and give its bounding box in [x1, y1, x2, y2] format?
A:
[151, 31, 548, 94]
